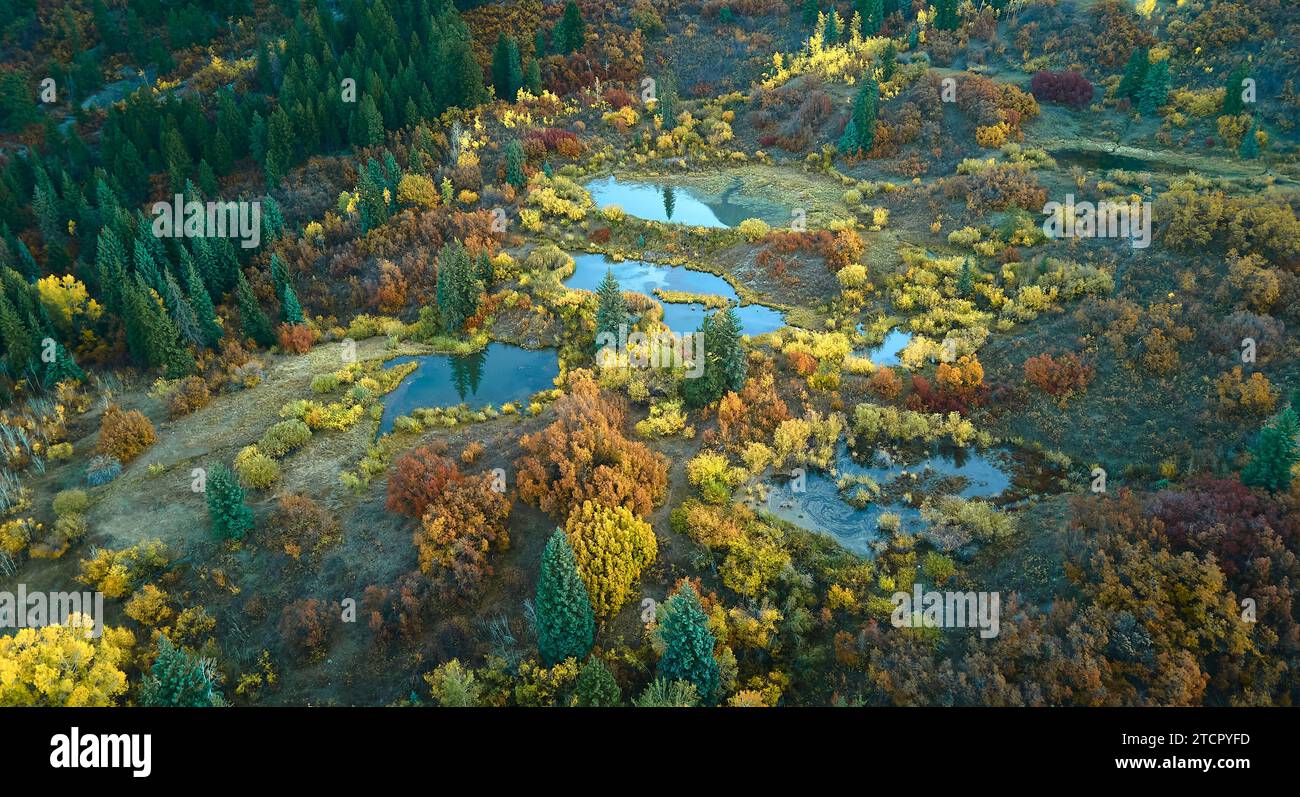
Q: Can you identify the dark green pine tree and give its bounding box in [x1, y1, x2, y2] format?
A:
[1239, 119, 1260, 159]
[957, 258, 973, 296]
[555, 1, 586, 53]
[265, 107, 295, 188]
[206, 462, 254, 540]
[802, 0, 819, 28]
[524, 59, 543, 95]
[281, 282, 305, 325]
[139, 635, 226, 707]
[0, 292, 35, 373]
[1137, 58, 1169, 116]
[934, 0, 959, 31]
[859, 0, 884, 36]
[122, 278, 195, 378]
[505, 140, 527, 189]
[492, 34, 524, 101]
[573, 656, 622, 707]
[1117, 47, 1149, 100]
[235, 272, 275, 348]
[44, 342, 85, 386]
[1241, 408, 1298, 493]
[269, 253, 290, 303]
[162, 270, 204, 350]
[184, 261, 223, 348]
[824, 8, 839, 43]
[95, 228, 127, 315]
[682, 313, 716, 409]
[535, 529, 596, 667]
[881, 40, 898, 82]
[594, 269, 628, 353]
[132, 238, 162, 292]
[655, 581, 720, 705]
[436, 240, 481, 333]
[1222, 62, 1250, 116]
[711, 305, 746, 395]
[839, 78, 880, 155]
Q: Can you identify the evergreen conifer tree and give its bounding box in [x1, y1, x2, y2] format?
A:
[535, 529, 596, 667]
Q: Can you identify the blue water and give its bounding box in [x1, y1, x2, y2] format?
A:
[584, 175, 787, 228]
[377, 343, 559, 435]
[856, 328, 913, 366]
[565, 253, 786, 336]
[760, 444, 1013, 556]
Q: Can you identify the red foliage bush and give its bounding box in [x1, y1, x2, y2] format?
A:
[603, 88, 636, 108]
[1030, 71, 1094, 110]
[386, 445, 461, 519]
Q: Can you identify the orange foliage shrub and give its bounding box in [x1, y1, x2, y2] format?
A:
[1023, 353, 1094, 402]
[717, 370, 791, 451]
[386, 445, 461, 519]
[867, 367, 903, 400]
[276, 323, 314, 354]
[269, 493, 341, 558]
[167, 376, 211, 418]
[935, 355, 985, 401]
[97, 404, 158, 464]
[516, 370, 668, 519]
[415, 472, 512, 599]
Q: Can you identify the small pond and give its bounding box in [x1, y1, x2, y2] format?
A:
[585, 175, 788, 228]
[855, 327, 913, 367]
[565, 252, 786, 336]
[377, 343, 559, 435]
[757, 443, 1014, 556]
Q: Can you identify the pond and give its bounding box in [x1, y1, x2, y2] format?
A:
[565, 253, 786, 336]
[377, 343, 559, 435]
[1048, 147, 1174, 175]
[585, 175, 789, 228]
[757, 443, 1014, 556]
[855, 327, 913, 367]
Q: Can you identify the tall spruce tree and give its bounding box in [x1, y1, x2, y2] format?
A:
[839, 78, 880, 155]
[436, 240, 481, 333]
[206, 462, 253, 540]
[1138, 59, 1169, 115]
[555, 1, 586, 53]
[594, 269, 628, 353]
[934, 0, 959, 31]
[235, 272, 275, 348]
[859, 0, 884, 37]
[535, 529, 596, 667]
[1239, 119, 1260, 159]
[1241, 408, 1298, 493]
[655, 581, 720, 705]
[1222, 62, 1250, 116]
[183, 261, 223, 348]
[139, 635, 226, 707]
[1117, 47, 1149, 100]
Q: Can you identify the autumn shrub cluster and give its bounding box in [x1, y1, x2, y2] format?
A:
[415, 471, 512, 599]
[515, 370, 668, 519]
[1029, 71, 1094, 110]
[1023, 352, 1094, 402]
[97, 405, 158, 464]
[167, 376, 211, 418]
[386, 443, 460, 519]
